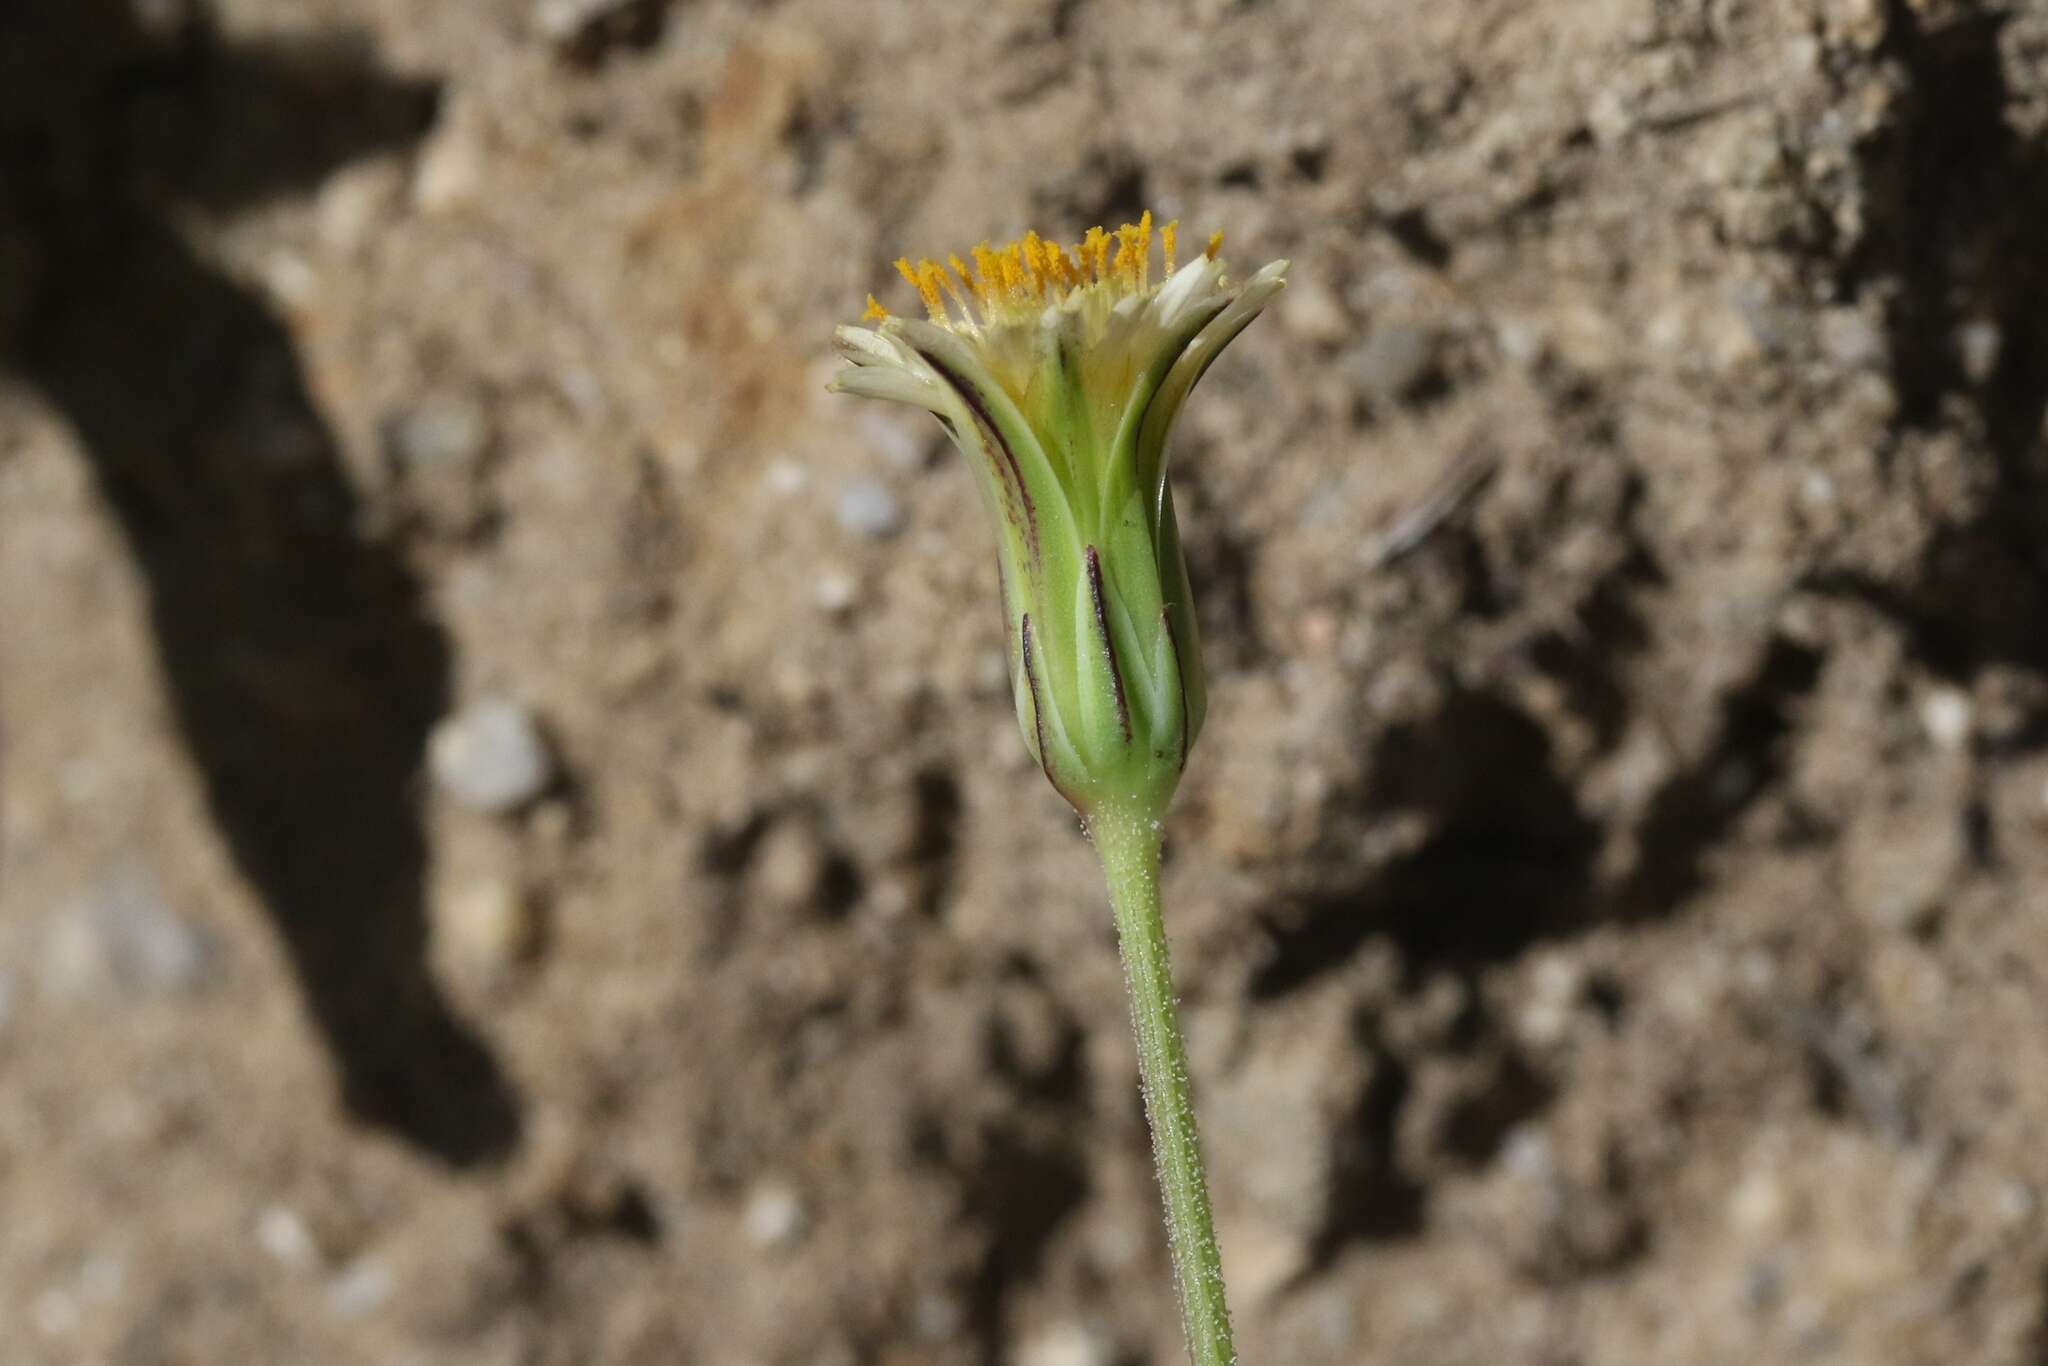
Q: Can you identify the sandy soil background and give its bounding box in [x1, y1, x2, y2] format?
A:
[4, 0, 2048, 1362]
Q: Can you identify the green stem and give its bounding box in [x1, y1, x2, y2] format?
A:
[1090, 805, 1237, 1366]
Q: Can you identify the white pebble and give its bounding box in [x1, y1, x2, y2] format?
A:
[45, 870, 215, 1000]
[743, 1182, 807, 1249]
[262, 251, 318, 309]
[814, 568, 858, 614]
[764, 458, 809, 496]
[835, 479, 904, 539]
[327, 1259, 393, 1319]
[317, 162, 404, 256]
[1817, 307, 1885, 370]
[1499, 1125, 1554, 1181]
[1727, 1167, 1786, 1236]
[429, 699, 555, 813]
[257, 1206, 322, 1272]
[533, 0, 607, 39]
[1015, 1319, 1115, 1366]
[1519, 953, 1584, 1046]
[413, 122, 485, 218]
[1278, 276, 1351, 344]
[1919, 687, 1973, 751]
[1957, 319, 2002, 385]
[387, 394, 491, 470]
[32, 1287, 78, 1338]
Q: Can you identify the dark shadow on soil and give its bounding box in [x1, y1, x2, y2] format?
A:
[910, 766, 965, 918]
[1250, 690, 1602, 999]
[960, 1124, 1091, 1366]
[1609, 635, 1825, 918]
[1816, 6, 2048, 704]
[1, 1, 519, 1164]
[1251, 584, 1818, 1258]
[1310, 1027, 1425, 1256]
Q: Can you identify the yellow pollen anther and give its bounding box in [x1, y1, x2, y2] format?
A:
[931, 260, 972, 316]
[1050, 242, 1080, 289]
[896, 257, 946, 320]
[946, 254, 979, 302]
[867, 214, 1225, 330]
[1081, 226, 1110, 282]
[972, 242, 1001, 298]
[1021, 231, 1047, 295]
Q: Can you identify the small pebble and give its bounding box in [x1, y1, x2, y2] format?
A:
[1278, 276, 1351, 344]
[1342, 325, 1439, 405]
[814, 568, 858, 614]
[1499, 1124, 1555, 1182]
[1518, 953, 1585, 1047]
[763, 457, 809, 496]
[1994, 1181, 2035, 1226]
[743, 1182, 807, 1250]
[533, 0, 612, 38]
[413, 122, 485, 217]
[317, 161, 404, 257]
[32, 1287, 78, 1338]
[835, 479, 904, 539]
[327, 1259, 393, 1319]
[1015, 1319, 1115, 1366]
[913, 1291, 965, 1340]
[257, 1206, 322, 1272]
[752, 821, 829, 913]
[1957, 318, 2002, 385]
[429, 699, 555, 814]
[441, 878, 540, 972]
[261, 251, 317, 309]
[1918, 687, 1973, 752]
[386, 393, 492, 471]
[534, 0, 659, 57]
[1727, 1167, 1787, 1236]
[1742, 1257, 1786, 1312]
[1216, 1217, 1309, 1311]
[1817, 308, 1886, 370]
[45, 870, 215, 1000]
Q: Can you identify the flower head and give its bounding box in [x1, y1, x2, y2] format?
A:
[831, 215, 1286, 818]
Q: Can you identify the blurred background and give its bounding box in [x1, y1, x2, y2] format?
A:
[3, 0, 2048, 1362]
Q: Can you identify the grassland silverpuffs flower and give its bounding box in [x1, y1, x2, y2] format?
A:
[831, 216, 1286, 821]
[831, 216, 1285, 1366]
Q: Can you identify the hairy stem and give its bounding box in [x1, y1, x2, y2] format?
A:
[1091, 805, 1236, 1366]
